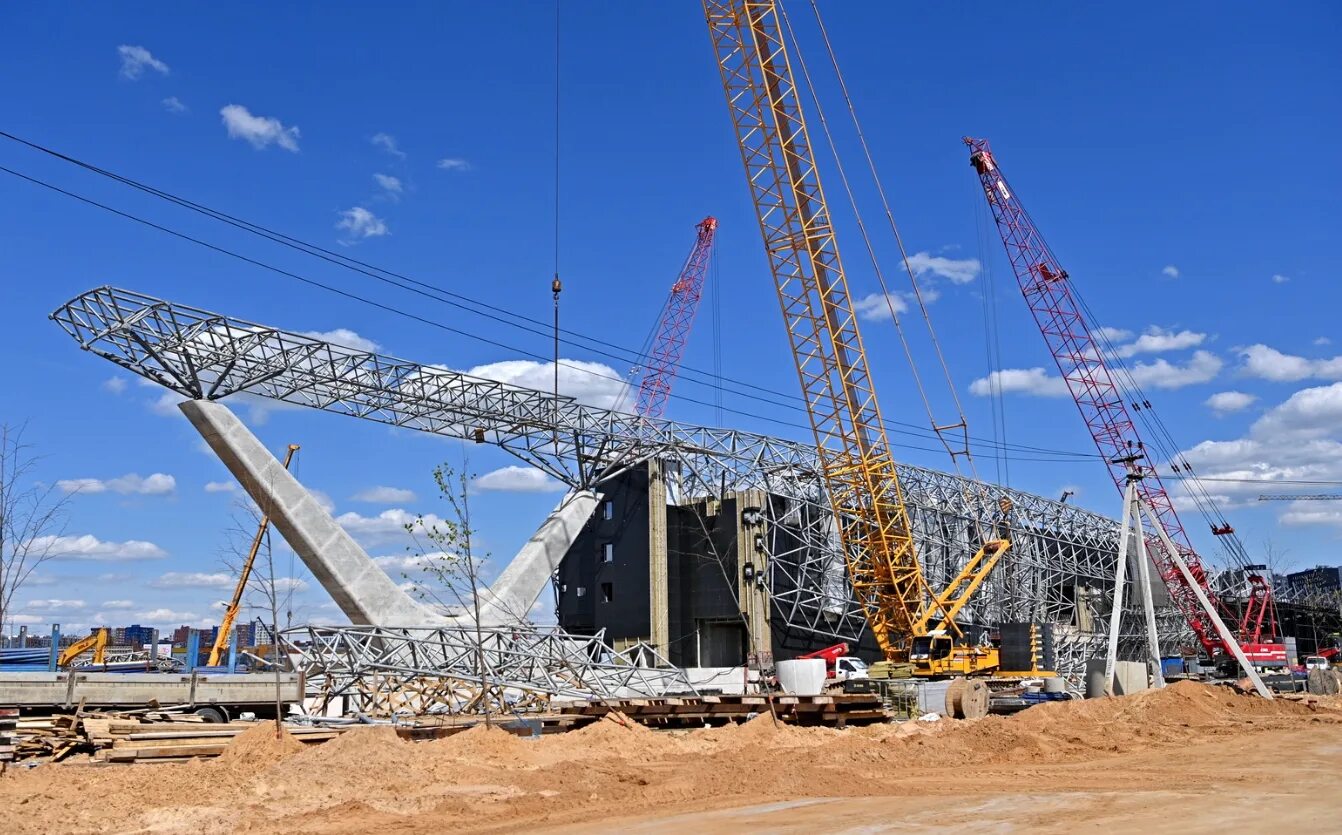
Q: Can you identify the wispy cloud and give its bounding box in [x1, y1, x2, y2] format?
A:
[1205, 390, 1257, 416]
[1114, 327, 1206, 358]
[102, 377, 128, 395]
[118, 45, 169, 80]
[372, 133, 406, 159]
[474, 465, 564, 494]
[32, 534, 167, 561]
[161, 96, 187, 114]
[852, 291, 907, 322]
[1161, 265, 1180, 279]
[904, 251, 980, 285]
[203, 481, 237, 494]
[373, 173, 403, 199]
[335, 207, 388, 242]
[56, 473, 176, 496]
[1271, 273, 1290, 284]
[1239, 344, 1342, 383]
[220, 104, 300, 152]
[300, 328, 380, 352]
[353, 486, 417, 504]
[436, 158, 471, 171]
[969, 368, 1070, 398]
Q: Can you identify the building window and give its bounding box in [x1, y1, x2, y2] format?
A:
[601, 582, 613, 603]
[576, 586, 586, 598]
[602, 500, 614, 521]
[603, 542, 614, 563]
[560, 584, 567, 593]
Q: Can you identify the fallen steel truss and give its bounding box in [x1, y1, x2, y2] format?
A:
[55, 287, 1176, 679]
[288, 624, 696, 716]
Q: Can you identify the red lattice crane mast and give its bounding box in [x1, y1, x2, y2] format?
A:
[634, 216, 717, 419]
[964, 137, 1249, 660]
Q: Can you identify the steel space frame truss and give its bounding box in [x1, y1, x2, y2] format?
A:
[55, 287, 1167, 679]
[289, 624, 696, 716]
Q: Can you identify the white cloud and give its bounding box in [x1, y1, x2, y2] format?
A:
[56, 472, 176, 496]
[437, 158, 471, 171]
[300, 328, 380, 352]
[373, 554, 433, 573]
[372, 133, 405, 158]
[100, 600, 135, 610]
[117, 45, 169, 79]
[204, 480, 237, 494]
[220, 104, 300, 152]
[1176, 382, 1342, 523]
[1315, 337, 1332, 347]
[132, 608, 199, 626]
[309, 489, 336, 514]
[1094, 326, 1133, 343]
[103, 377, 128, 395]
[353, 486, 417, 504]
[1205, 391, 1257, 416]
[337, 508, 446, 546]
[904, 251, 980, 285]
[373, 173, 402, 197]
[24, 599, 87, 612]
[474, 465, 565, 494]
[272, 577, 309, 593]
[467, 358, 629, 410]
[1239, 344, 1342, 383]
[8, 614, 44, 626]
[151, 572, 234, 589]
[853, 292, 907, 322]
[1271, 274, 1290, 284]
[31, 534, 167, 561]
[150, 390, 187, 417]
[1161, 265, 1180, 279]
[1127, 350, 1222, 390]
[1114, 327, 1206, 358]
[968, 367, 1069, 398]
[161, 96, 187, 114]
[335, 207, 388, 242]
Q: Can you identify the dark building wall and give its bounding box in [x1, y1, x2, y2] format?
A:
[556, 467, 651, 642]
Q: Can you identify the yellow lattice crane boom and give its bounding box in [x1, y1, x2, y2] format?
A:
[704, 0, 1010, 664]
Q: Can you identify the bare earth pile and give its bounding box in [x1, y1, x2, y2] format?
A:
[1, 681, 1338, 834]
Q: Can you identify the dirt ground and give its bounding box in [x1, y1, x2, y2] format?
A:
[2, 681, 1340, 834]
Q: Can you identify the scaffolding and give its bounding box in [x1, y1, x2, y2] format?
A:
[54, 286, 1190, 682]
[288, 624, 695, 717]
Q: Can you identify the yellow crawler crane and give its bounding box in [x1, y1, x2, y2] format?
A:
[704, 0, 1028, 684]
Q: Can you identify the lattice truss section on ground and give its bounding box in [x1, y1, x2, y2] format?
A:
[288, 624, 696, 716]
[56, 287, 1206, 677]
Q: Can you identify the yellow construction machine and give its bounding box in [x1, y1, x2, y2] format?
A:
[57, 627, 108, 668]
[706, 0, 1049, 690]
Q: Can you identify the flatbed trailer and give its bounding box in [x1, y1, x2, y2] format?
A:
[0, 671, 303, 721]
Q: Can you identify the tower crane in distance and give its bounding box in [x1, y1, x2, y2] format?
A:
[634, 217, 718, 419]
[964, 137, 1285, 672]
[704, 1, 1043, 700]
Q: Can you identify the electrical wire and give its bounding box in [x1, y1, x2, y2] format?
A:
[0, 132, 1110, 464]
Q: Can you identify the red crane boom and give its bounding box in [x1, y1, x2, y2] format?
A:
[964, 137, 1226, 658]
[634, 216, 718, 419]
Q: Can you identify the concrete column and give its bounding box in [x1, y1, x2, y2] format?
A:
[180, 399, 440, 626]
[734, 490, 771, 658]
[647, 459, 671, 654]
[474, 488, 600, 626]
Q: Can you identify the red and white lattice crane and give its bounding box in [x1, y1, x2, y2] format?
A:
[964, 137, 1280, 662]
[634, 216, 717, 419]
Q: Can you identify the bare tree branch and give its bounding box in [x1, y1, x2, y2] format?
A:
[0, 423, 72, 639]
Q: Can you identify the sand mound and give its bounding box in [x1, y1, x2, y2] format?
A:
[217, 722, 304, 765]
[431, 722, 536, 765]
[689, 710, 837, 749]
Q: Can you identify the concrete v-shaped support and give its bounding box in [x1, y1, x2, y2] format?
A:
[180, 399, 598, 627]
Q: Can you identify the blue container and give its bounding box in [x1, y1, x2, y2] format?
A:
[1161, 657, 1185, 677]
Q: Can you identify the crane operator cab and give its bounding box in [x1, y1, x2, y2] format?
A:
[910, 630, 1001, 678]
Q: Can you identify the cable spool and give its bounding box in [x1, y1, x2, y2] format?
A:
[944, 677, 989, 719]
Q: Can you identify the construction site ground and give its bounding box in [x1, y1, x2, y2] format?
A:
[1, 681, 1339, 833]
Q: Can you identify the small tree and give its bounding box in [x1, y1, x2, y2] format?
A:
[219, 491, 299, 736]
[404, 460, 500, 724]
[0, 424, 71, 642]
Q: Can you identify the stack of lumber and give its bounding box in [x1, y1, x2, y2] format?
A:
[0, 708, 16, 765]
[4, 710, 342, 764]
[552, 692, 890, 728]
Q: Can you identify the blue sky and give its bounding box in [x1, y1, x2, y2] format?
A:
[1, 2, 1338, 635]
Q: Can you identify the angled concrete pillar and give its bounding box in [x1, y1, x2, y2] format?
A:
[181, 399, 441, 626]
[476, 489, 601, 625]
[181, 399, 600, 630]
